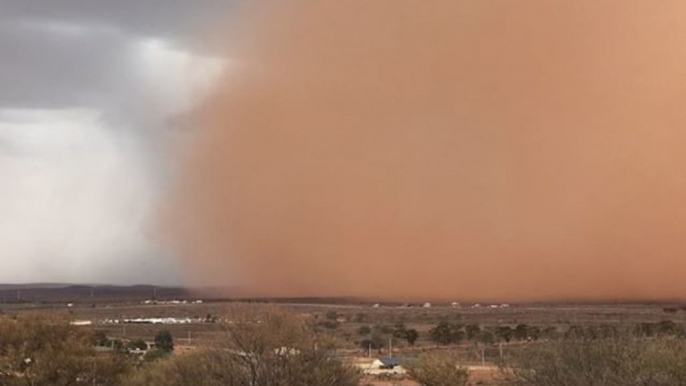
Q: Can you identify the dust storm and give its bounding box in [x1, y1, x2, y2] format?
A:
[163, 1, 686, 301]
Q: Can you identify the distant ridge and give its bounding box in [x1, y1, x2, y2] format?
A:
[0, 284, 188, 303]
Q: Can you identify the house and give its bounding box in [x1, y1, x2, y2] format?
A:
[354, 357, 408, 375]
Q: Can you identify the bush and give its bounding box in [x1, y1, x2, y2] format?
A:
[128, 309, 360, 386]
[154, 330, 174, 353]
[406, 353, 469, 386]
[0, 315, 129, 386]
[465, 324, 481, 340]
[404, 329, 420, 346]
[430, 322, 464, 346]
[503, 334, 686, 386]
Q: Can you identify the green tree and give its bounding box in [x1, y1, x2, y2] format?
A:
[477, 330, 496, 345]
[404, 329, 419, 346]
[514, 324, 530, 341]
[495, 326, 514, 343]
[465, 324, 481, 341]
[154, 330, 174, 353]
[430, 322, 464, 346]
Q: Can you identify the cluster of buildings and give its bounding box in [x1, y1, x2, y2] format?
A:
[141, 299, 203, 305]
[370, 302, 512, 309]
[104, 317, 194, 325]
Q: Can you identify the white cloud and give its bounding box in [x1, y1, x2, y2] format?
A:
[130, 37, 227, 119]
[0, 16, 227, 284]
[0, 108, 177, 284]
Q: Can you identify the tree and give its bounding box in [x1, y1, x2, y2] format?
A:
[361, 332, 386, 352]
[477, 330, 496, 345]
[514, 324, 530, 341]
[128, 309, 360, 386]
[495, 326, 514, 343]
[430, 322, 464, 346]
[357, 325, 371, 335]
[465, 324, 481, 341]
[0, 315, 129, 386]
[154, 330, 174, 353]
[404, 329, 419, 346]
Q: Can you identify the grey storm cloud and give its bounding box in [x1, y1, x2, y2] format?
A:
[0, 1, 233, 285]
[0, 0, 235, 109]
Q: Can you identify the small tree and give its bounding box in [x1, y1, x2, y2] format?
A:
[514, 324, 530, 341]
[430, 322, 464, 346]
[495, 326, 514, 343]
[154, 330, 174, 353]
[405, 329, 419, 346]
[477, 330, 496, 345]
[466, 324, 481, 341]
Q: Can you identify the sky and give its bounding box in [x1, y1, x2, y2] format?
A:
[6, 1, 686, 301]
[0, 1, 232, 284]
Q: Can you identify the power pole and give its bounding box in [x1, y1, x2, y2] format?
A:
[187, 331, 192, 345]
[92, 357, 97, 386]
[481, 347, 485, 367]
[368, 342, 372, 358]
[388, 337, 393, 358]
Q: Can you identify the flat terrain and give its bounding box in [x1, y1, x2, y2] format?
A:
[2, 286, 686, 385]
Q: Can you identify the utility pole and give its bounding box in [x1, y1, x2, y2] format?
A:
[92, 358, 97, 386]
[388, 337, 393, 358]
[481, 347, 485, 367]
[499, 342, 503, 360]
[368, 342, 372, 359]
[187, 331, 192, 345]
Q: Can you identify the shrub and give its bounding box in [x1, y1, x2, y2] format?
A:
[406, 353, 469, 386]
[0, 315, 129, 386]
[128, 309, 360, 386]
[503, 334, 686, 386]
[430, 322, 464, 346]
[154, 330, 174, 353]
